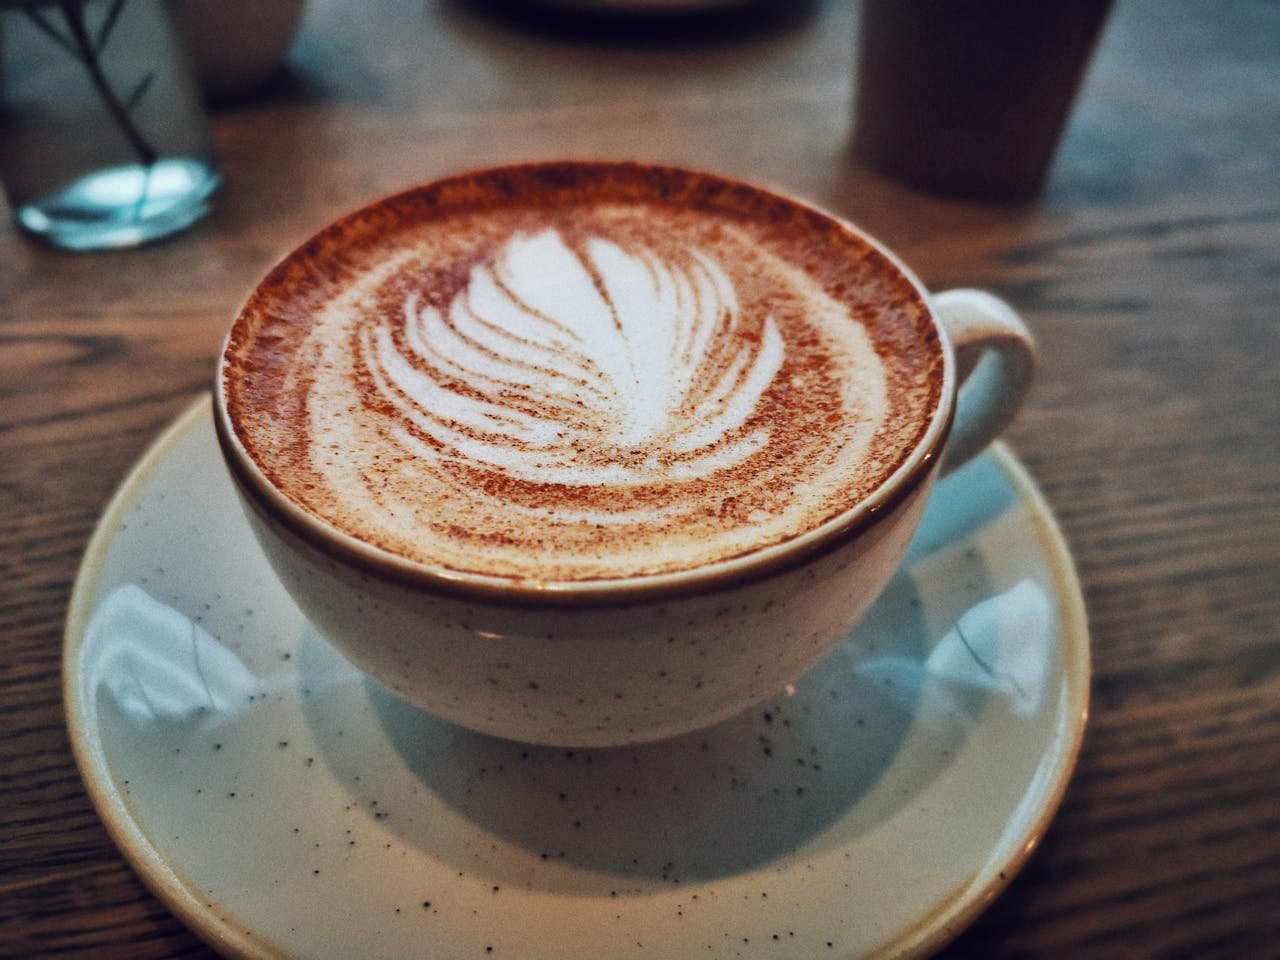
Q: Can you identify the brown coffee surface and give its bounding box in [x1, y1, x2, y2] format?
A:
[222, 163, 943, 582]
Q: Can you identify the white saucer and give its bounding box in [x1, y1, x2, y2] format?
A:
[65, 396, 1089, 960]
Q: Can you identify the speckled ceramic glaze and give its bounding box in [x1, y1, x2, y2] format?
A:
[231, 468, 935, 748]
[212, 168, 1033, 748]
[64, 398, 1088, 959]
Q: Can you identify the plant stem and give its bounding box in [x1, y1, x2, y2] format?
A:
[57, 0, 158, 167]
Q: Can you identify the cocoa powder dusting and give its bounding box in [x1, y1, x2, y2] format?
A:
[221, 162, 943, 582]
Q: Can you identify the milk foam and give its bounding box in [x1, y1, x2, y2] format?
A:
[360, 229, 783, 486]
[227, 182, 936, 583]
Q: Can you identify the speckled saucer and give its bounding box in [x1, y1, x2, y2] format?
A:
[65, 396, 1089, 960]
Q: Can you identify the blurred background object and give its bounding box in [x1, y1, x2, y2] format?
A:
[0, 0, 220, 249]
[853, 0, 1115, 202]
[172, 0, 306, 103]
[460, 0, 808, 45]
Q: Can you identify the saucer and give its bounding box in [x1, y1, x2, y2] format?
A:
[65, 396, 1089, 960]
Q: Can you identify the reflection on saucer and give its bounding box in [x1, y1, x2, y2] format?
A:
[860, 579, 1055, 724]
[85, 585, 260, 722]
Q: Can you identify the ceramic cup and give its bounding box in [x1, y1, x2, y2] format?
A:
[213, 162, 1034, 748]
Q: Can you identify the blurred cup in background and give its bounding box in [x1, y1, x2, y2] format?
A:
[172, 0, 306, 104]
[852, 0, 1114, 202]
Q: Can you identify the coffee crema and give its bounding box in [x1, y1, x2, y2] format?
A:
[221, 163, 943, 583]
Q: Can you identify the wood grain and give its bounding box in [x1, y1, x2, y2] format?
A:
[2, 0, 1277, 957]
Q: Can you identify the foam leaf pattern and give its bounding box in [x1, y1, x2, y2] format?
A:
[361, 229, 784, 486]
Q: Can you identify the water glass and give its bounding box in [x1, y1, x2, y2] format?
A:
[0, 0, 220, 250]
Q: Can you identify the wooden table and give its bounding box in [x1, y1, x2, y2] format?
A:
[3, 0, 1276, 956]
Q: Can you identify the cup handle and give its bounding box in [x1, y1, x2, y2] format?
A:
[932, 288, 1036, 475]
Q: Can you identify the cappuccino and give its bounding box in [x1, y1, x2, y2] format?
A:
[221, 163, 943, 583]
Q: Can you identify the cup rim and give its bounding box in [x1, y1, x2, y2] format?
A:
[213, 160, 958, 607]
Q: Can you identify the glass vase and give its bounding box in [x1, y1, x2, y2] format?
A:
[0, 0, 220, 250]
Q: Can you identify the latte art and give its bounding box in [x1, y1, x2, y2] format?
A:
[222, 164, 943, 583]
[362, 229, 784, 486]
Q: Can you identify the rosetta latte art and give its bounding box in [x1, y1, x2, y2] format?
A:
[360, 229, 784, 485]
[226, 167, 936, 582]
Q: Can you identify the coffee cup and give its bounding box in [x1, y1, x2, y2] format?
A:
[214, 161, 1034, 747]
